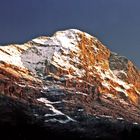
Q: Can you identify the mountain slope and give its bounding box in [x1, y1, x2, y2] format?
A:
[0, 29, 140, 139]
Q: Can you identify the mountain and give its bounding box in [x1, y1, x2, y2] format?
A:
[0, 29, 140, 140]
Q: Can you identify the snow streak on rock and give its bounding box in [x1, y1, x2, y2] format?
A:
[37, 98, 75, 124]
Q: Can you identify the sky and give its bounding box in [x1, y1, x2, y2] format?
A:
[0, 0, 140, 68]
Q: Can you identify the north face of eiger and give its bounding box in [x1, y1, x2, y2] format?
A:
[0, 29, 140, 139]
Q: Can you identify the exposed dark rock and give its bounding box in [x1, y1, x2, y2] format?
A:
[0, 95, 140, 140]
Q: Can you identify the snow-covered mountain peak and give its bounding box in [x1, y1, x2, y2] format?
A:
[1, 29, 140, 132]
[0, 29, 140, 105]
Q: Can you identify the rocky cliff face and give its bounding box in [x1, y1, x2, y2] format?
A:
[0, 29, 140, 139]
